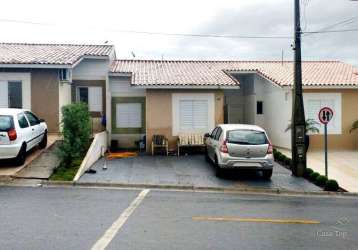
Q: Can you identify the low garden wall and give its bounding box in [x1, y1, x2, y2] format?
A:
[73, 131, 107, 181]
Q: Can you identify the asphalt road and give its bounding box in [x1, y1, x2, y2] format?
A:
[0, 186, 357, 250]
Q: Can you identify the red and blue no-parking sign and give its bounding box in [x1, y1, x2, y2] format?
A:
[318, 107, 334, 125]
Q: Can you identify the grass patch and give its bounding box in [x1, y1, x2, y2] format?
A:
[50, 159, 82, 181]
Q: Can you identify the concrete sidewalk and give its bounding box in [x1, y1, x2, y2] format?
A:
[79, 155, 321, 192]
[280, 149, 358, 192]
[0, 135, 59, 180]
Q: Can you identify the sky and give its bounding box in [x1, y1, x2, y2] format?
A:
[1, 0, 357, 66]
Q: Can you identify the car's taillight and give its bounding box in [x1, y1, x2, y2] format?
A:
[7, 129, 17, 141]
[267, 141, 273, 154]
[220, 139, 229, 153]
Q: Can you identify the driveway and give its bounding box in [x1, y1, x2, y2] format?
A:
[0, 134, 59, 180]
[79, 155, 321, 192]
[280, 149, 358, 192]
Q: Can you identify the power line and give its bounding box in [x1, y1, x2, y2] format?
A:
[0, 18, 292, 40]
[302, 28, 358, 34]
[303, 14, 358, 37]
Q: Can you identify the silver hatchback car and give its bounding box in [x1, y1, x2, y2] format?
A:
[205, 124, 274, 179]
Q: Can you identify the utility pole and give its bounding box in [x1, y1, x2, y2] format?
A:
[292, 0, 307, 177]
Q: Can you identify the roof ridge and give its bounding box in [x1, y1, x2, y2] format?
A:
[113, 59, 342, 63]
[0, 42, 114, 47]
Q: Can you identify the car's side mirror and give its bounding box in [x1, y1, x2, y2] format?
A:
[204, 133, 210, 138]
[39, 118, 45, 123]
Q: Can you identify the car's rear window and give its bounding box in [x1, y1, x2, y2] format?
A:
[0, 115, 14, 132]
[227, 129, 268, 145]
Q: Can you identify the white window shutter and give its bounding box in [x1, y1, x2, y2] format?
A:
[116, 103, 142, 128]
[193, 100, 208, 129]
[88, 87, 102, 112]
[0, 81, 8, 108]
[179, 100, 193, 129]
[179, 100, 208, 132]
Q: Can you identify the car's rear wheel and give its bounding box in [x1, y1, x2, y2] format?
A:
[39, 131, 47, 149]
[262, 169, 273, 180]
[14, 144, 26, 166]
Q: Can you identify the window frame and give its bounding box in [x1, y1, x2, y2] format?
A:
[24, 111, 40, 126]
[172, 93, 215, 135]
[256, 101, 263, 115]
[76, 86, 103, 112]
[17, 113, 30, 129]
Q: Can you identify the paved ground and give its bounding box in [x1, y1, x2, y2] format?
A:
[79, 155, 321, 192]
[0, 186, 357, 250]
[280, 149, 358, 192]
[14, 141, 61, 179]
[0, 135, 59, 180]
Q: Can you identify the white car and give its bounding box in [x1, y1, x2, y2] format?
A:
[205, 124, 274, 179]
[0, 108, 47, 165]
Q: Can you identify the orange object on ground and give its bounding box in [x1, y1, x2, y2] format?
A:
[106, 151, 138, 160]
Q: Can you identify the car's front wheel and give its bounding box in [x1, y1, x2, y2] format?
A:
[14, 144, 26, 166]
[214, 155, 223, 177]
[39, 131, 47, 149]
[262, 169, 273, 180]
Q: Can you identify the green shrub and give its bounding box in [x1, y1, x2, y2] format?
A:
[304, 168, 314, 178]
[284, 158, 292, 166]
[278, 154, 287, 162]
[57, 103, 91, 166]
[273, 151, 281, 159]
[315, 175, 328, 187]
[309, 172, 320, 182]
[325, 180, 339, 191]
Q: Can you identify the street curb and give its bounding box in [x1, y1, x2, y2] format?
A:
[39, 180, 358, 198]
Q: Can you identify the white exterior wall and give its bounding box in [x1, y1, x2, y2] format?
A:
[254, 75, 292, 149]
[72, 59, 111, 80]
[58, 82, 72, 130]
[0, 72, 31, 109]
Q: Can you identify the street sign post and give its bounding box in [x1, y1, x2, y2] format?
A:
[318, 107, 334, 178]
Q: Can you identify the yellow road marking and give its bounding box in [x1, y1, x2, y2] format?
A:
[192, 216, 320, 224]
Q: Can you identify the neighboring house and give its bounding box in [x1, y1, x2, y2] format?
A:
[0, 43, 115, 133]
[108, 60, 358, 152]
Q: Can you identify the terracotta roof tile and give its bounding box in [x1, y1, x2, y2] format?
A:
[110, 60, 358, 87]
[0, 43, 114, 65]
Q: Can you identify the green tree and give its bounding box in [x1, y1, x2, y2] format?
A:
[57, 103, 91, 166]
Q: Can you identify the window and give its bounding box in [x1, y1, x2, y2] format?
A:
[214, 127, 222, 140]
[172, 93, 215, 135]
[77, 87, 102, 112]
[116, 103, 142, 128]
[8, 81, 22, 108]
[59, 69, 70, 81]
[0, 81, 23, 108]
[24, 111, 40, 126]
[304, 93, 342, 134]
[0, 115, 14, 132]
[227, 130, 268, 145]
[179, 100, 208, 131]
[257, 101, 263, 115]
[17, 113, 29, 128]
[78, 87, 89, 103]
[210, 127, 219, 138]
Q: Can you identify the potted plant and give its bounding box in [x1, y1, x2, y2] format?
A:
[285, 119, 320, 152]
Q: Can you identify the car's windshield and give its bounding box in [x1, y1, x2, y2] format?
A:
[0, 115, 14, 132]
[227, 129, 268, 145]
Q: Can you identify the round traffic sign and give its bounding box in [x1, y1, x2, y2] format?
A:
[318, 107, 334, 124]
